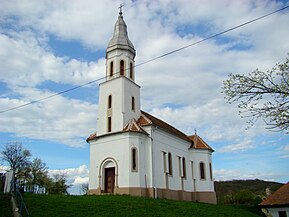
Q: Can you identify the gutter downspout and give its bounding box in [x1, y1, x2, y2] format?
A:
[150, 126, 157, 199]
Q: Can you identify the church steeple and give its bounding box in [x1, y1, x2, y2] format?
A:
[105, 8, 136, 81]
[106, 9, 135, 58]
[96, 8, 141, 136]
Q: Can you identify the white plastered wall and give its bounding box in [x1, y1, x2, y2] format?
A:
[97, 77, 140, 136]
[265, 207, 289, 217]
[190, 149, 214, 192]
[142, 125, 215, 193]
[106, 50, 135, 80]
[89, 132, 151, 190]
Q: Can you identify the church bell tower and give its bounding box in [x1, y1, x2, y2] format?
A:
[96, 9, 141, 136]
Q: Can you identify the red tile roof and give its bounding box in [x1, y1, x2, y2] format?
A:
[188, 134, 213, 151]
[86, 110, 213, 152]
[123, 118, 148, 135]
[139, 111, 213, 151]
[259, 182, 289, 207]
[139, 111, 192, 143]
[87, 132, 97, 142]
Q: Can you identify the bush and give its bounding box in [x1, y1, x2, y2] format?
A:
[235, 190, 255, 204]
[219, 190, 262, 205]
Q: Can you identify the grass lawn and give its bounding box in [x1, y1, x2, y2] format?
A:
[0, 193, 13, 217]
[23, 194, 265, 217]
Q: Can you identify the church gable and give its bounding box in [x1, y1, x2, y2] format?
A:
[123, 118, 148, 135]
[188, 134, 214, 151]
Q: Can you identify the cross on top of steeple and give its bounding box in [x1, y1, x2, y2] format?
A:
[119, 3, 124, 16]
[107, 4, 135, 58]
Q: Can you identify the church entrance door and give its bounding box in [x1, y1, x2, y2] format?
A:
[104, 167, 115, 193]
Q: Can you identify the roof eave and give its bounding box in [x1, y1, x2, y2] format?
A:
[259, 204, 289, 208]
[87, 130, 148, 143]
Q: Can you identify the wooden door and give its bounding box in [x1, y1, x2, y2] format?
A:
[105, 167, 115, 193]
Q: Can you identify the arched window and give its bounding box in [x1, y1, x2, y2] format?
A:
[168, 152, 173, 175]
[108, 117, 112, 132]
[130, 62, 133, 79]
[110, 61, 114, 76]
[131, 97, 135, 111]
[108, 95, 112, 109]
[209, 163, 213, 180]
[200, 162, 205, 180]
[120, 60, 125, 76]
[182, 157, 186, 178]
[131, 148, 138, 172]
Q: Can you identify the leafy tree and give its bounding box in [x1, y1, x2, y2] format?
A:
[1, 143, 70, 195]
[223, 56, 289, 133]
[0, 142, 31, 191]
[26, 158, 48, 194]
[45, 173, 70, 195]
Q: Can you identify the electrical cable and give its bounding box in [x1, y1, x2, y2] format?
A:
[0, 77, 105, 114]
[135, 5, 289, 68]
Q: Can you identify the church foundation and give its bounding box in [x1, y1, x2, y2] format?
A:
[88, 187, 217, 204]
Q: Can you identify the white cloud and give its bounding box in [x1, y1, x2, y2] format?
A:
[49, 165, 89, 195]
[284, 145, 289, 152]
[0, 165, 10, 173]
[49, 165, 89, 183]
[0, 88, 97, 147]
[280, 155, 289, 159]
[0, 0, 117, 49]
[214, 168, 281, 182]
[219, 140, 254, 153]
[0, 31, 105, 88]
[72, 176, 89, 186]
[49, 164, 88, 177]
[278, 145, 289, 158]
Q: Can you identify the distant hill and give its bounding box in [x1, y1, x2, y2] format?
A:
[214, 179, 283, 204]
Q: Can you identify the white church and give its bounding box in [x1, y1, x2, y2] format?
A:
[87, 9, 217, 204]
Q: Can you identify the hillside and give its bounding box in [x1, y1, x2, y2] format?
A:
[215, 179, 283, 195]
[22, 194, 265, 217]
[215, 179, 283, 204]
[0, 193, 13, 217]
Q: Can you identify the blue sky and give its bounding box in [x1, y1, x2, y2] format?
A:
[0, 0, 289, 194]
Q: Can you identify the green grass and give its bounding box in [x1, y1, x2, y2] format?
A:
[23, 194, 265, 217]
[0, 193, 13, 217]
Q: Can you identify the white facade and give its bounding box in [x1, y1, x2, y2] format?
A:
[88, 11, 216, 204]
[97, 77, 141, 136]
[261, 207, 289, 217]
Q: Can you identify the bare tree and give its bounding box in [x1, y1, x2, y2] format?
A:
[80, 183, 89, 195]
[223, 56, 289, 133]
[0, 142, 31, 191]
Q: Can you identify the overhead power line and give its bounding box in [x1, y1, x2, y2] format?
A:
[0, 5, 288, 114]
[135, 5, 289, 68]
[0, 78, 105, 114]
